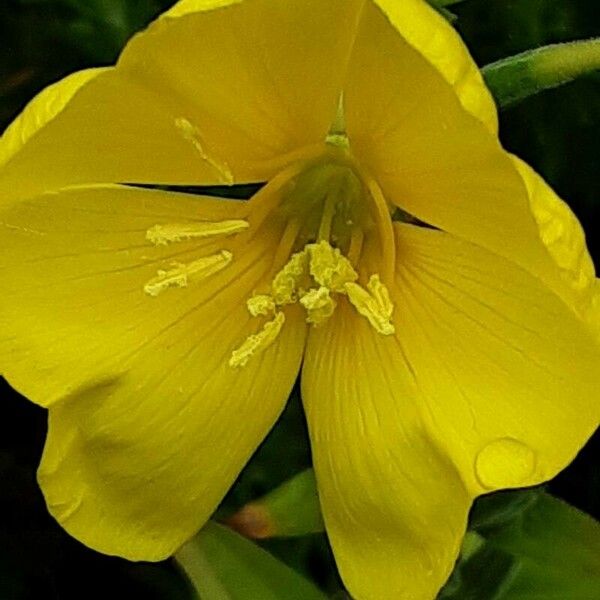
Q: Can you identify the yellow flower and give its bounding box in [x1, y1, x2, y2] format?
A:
[0, 1, 598, 598]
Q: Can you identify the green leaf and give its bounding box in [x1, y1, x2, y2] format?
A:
[174, 522, 328, 600]
[486, 493, 600, 599]
[482, 38, 600, 108]
[440, 492, 600, 599]
[226, 469, 324, 539]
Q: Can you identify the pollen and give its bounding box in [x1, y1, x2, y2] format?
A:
[144, 250, 232, 297]
[146, 220, 249, 246]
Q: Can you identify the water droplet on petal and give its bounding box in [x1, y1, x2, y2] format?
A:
[475, 437, 537, 490]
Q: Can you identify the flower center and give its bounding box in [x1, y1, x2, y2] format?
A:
[230, 151, 396, 368]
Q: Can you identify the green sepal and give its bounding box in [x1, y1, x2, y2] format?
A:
[175, 521, 328, 600]
[482, 39, 600, 108]
[226, 469, 324, 539]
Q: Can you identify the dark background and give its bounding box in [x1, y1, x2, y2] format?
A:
[1, 0, 599, 598]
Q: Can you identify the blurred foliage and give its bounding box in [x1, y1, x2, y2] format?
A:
[1, 0, 599, 598]
[441, 490, 600, 599]
[454, 0, 600, 225]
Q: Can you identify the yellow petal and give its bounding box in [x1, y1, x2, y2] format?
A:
[117, 0, 364, 177]
[0, 185, 236, 404]
[394, 223, 599, 495]
[302, 301, 471, 600]
[1, 0, 363, 202]
[0, 68, 107, 169]
[510, 155, 597, 321]
[345, 2, 578, 310]
[0, 183, 306, 559]
[590, 282, 600, 341]
[0, 69, 242, 204]
[372, 0, 497, 133]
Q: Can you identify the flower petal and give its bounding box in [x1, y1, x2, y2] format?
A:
[511, 155, 598, 322]
[302, 301, 471, 600]
[0, 68, 107, 169]
[372, 0, 497, 133]
[0, 184, 306, 559]
[344, 2, 579, 310]
[0, 69, 240, 204]
[1, 0, 363, 202]
[118, 0, 364, 176]
[394, 223, 599, 495]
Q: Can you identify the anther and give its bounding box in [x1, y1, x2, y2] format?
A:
[175, 117, 234, 185]
[247, 294, 276, 317]
[144, 250, 232, 297]
[229, 312, 285, 368]
[146, 220, 249, 246]
[345, 275, 395, 335]
[271, 249, 309, 305]
[300, 287, 336, 325]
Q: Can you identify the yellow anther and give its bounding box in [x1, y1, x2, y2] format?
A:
[229, 312, 285, 368]
[146, 220, 249, 246]
[345, 275, 395, 335]
[366, 275, 394, 318]
[175, 117, 234, 185]
[271, 249, 309, 305]
[231, 242, 394, 368]
[247, 294, 276, 317]
[144, 250, 232, 297]
[300, 287, 336, 325]
[307, 241, 357, 292]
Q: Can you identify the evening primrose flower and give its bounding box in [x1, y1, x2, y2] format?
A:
[0, 0, 598, 598]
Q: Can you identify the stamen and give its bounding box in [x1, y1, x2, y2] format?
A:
[269, 219, 302, 278]
[229, 312, 285, 368]
[347, 228, 364, 266]
[146, 220, 249, 246]
[300, 287, 336, 325]
[317, 190, 337, 242]
[175, 117, 234, 185]
[345, 275, 395, 335]
[144, 250, 232, 297]
[230, 241, 395, 368]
